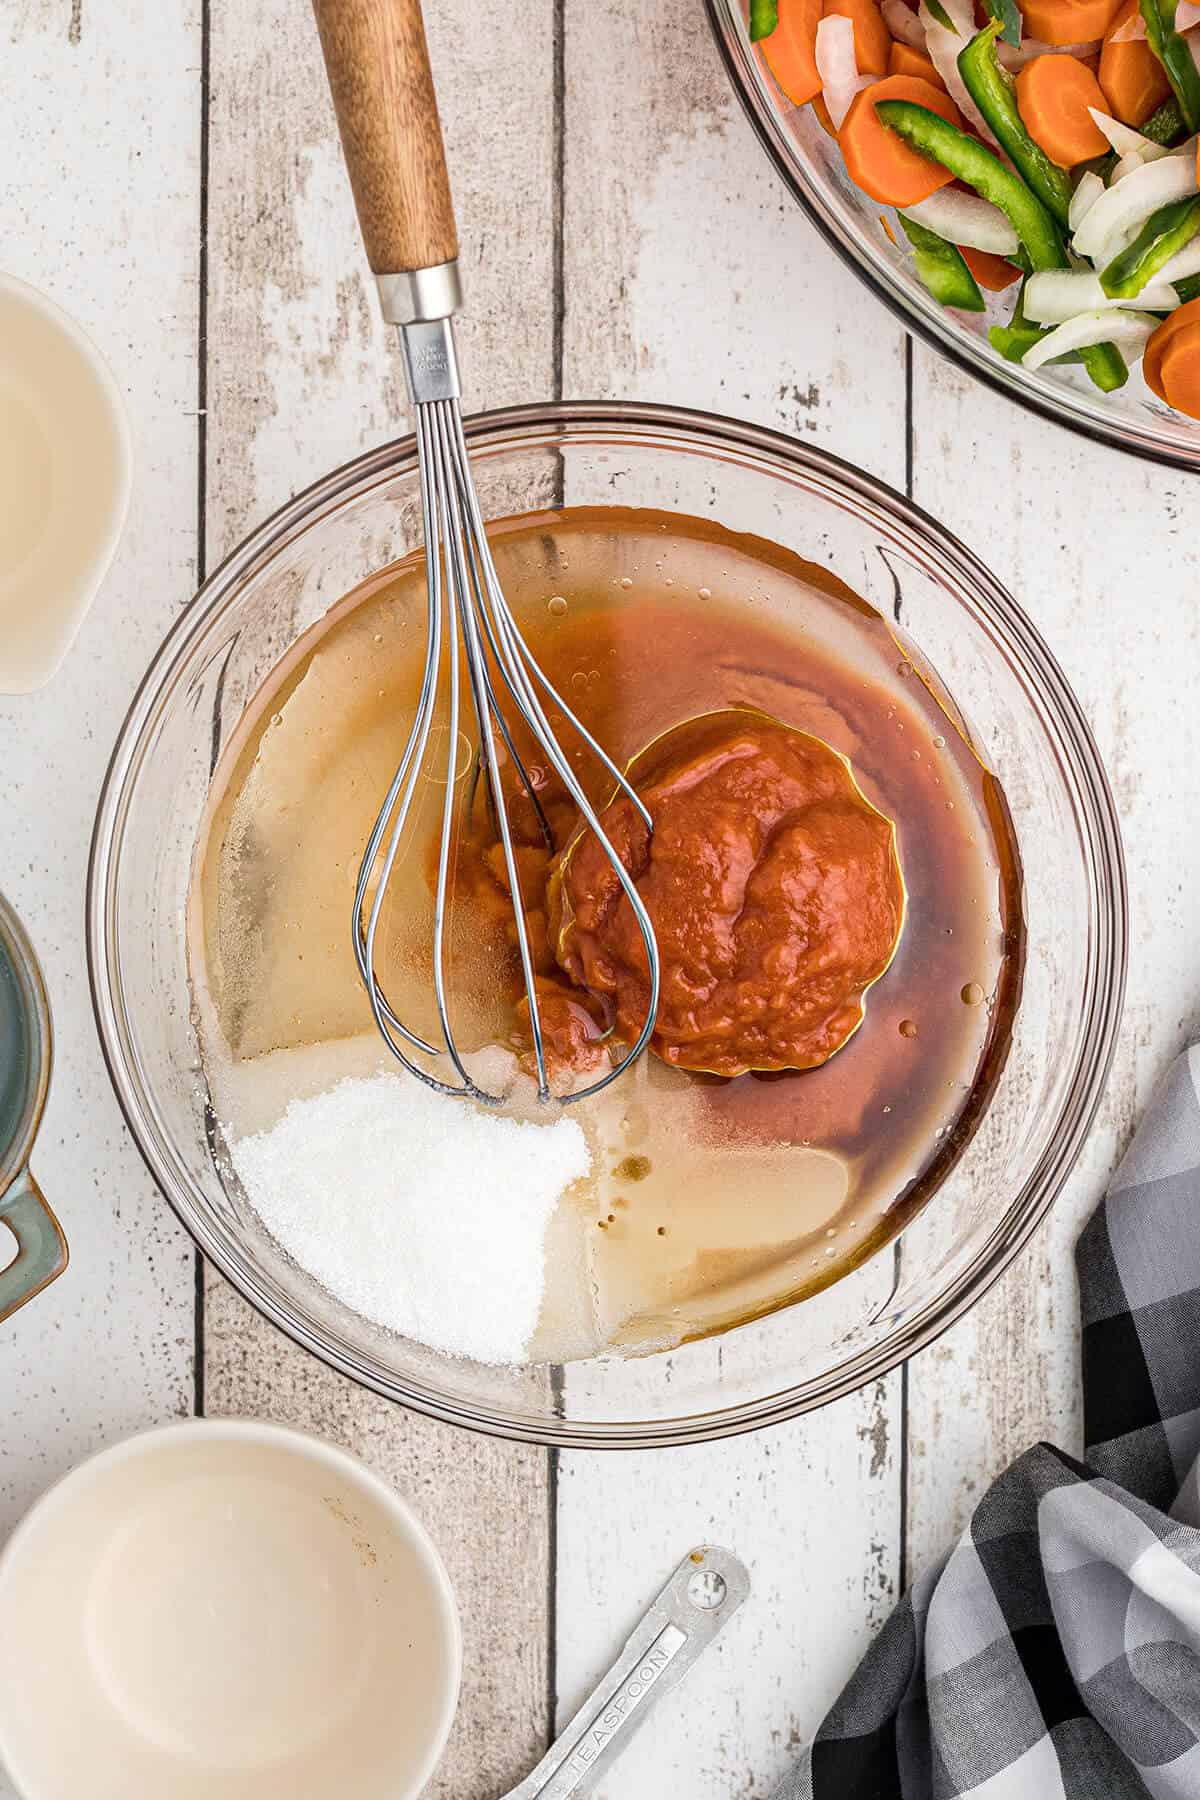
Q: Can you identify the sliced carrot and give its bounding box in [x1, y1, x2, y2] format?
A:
[1099, 0, 1173, 122]
[824, 0, 892, 75]
[880, 211, 898, 243]
[1158, 322, 1200, 418]
[812, 91, 837, 133]
[840, 75, 964, 205]
[1144, 299, 1200, 400]
[1021, 0, 1123, 44]
[888, 39, 946, 86]
[959, 245, 1023, 288]
[1015, 53, 1111, 164]
[761, 0, 825, 104]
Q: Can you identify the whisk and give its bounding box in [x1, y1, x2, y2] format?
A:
[313, 0, 660, 1105]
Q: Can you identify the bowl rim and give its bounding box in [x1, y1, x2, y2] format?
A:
[0, 272, 134, 693]
[86, 398, 1128, 1448]
[703, 0, 1200, 474]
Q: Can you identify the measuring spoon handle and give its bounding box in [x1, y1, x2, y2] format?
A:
[504, 1546, 750, 1800]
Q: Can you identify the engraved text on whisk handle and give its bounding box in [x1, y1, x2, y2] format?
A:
[400, 317, 462, 406]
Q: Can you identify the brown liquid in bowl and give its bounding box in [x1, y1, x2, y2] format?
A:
[192, 506, 1024, 1360]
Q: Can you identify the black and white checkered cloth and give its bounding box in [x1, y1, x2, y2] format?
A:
[777, 1046, 1200, 1799]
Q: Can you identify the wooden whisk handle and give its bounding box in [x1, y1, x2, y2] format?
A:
[312, 0, 459, 279]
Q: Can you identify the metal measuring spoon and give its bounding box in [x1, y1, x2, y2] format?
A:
[504, 1546, 750, 1799]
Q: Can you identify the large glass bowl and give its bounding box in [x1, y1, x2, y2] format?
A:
[87, 403, 1125, 1447]
[707, 0, 1200, 470]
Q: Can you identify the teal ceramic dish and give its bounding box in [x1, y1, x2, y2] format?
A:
[0, 891, 67, 1323]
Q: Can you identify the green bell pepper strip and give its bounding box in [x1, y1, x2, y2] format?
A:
[982, 0, 1022, 51]
[925, 0, 959, 31]
[750, 0, 779, 40]
[899, 215, 986, 310]
[1175, 272, 1200, 301]
[1141, 95, 1187, 145]
[875, 98, 1064, 262]
[957, 23, 1073, 228]
[875, 100, 1129, 388]
[1138, 0, 1200, 132]
[989, 279, 1083, 362]
[989, 298, 1048, 361]
[1101, 194, 1200, 297]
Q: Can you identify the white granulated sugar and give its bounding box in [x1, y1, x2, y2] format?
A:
[230, 1071, 590, 1366]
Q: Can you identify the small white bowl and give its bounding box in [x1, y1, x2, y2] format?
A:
[0, 1420, 462, 1800]
[0, 273, 132, 694]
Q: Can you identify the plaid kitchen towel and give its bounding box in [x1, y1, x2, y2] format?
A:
[776, 1045, 1200, 1800]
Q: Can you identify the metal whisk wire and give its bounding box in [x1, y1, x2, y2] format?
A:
[351, 326, 661, 1106]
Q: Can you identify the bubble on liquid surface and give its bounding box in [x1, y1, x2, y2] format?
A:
[899, 1018, 918, 1039]
[619, 576, 633, 590]
[548, 595, 568, 617]
[897, 659, 913, 677]
[961, 982, 985, 1006]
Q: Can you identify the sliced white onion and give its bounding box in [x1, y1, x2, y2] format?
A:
[919, 0, 1000, 142]
[881, 0, 927, 47]
[1112, 147, 1153, 180]
[1072, 151, 1200, 258]
[1109, 8, 1147, 39]
[901, 189, 1020, 252]
[1087, 107, 1169, 158]
[1024, 268, 1179, 318]
[1069, 169, 1107, 232]
[997, 36, 1100, 67]
[1154, 236, 1200, 283]
[1021, 307, 1159, 368]
[815, 15, 875, 128]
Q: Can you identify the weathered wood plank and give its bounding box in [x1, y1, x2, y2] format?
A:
[904, 349, 1200, 1572]
[556, 5, 909, 1791]
[0, 0, 199, 1539]
[201, 3, 558, 1793]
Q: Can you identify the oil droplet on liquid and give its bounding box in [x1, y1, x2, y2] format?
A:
[897, 659, 913, 677]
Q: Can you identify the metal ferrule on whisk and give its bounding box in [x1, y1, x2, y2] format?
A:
[351, 287, 661, 1108]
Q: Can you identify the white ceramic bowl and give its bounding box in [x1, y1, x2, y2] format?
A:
[0, 273, 131, 694]
[0, 1420, 462, 1800]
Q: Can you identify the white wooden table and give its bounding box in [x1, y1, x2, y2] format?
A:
[3, 3, 1198, 1795]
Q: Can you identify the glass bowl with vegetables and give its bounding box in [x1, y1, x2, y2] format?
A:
[709, 0, 1200, 466]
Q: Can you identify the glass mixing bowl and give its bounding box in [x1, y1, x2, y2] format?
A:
[707, 0, 1200, 471]
[87, 403, 1125, 1447]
